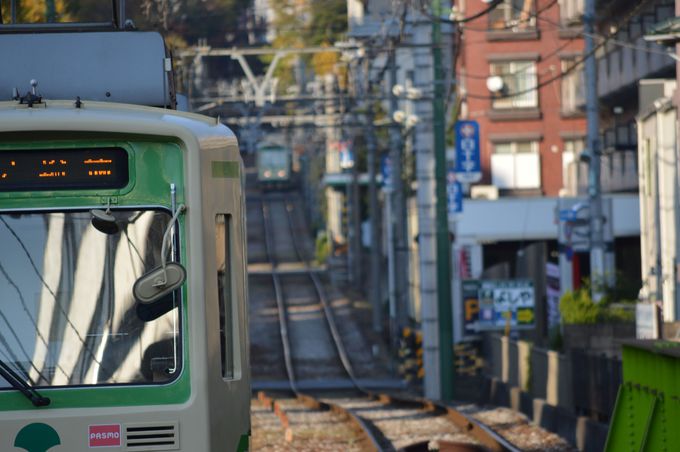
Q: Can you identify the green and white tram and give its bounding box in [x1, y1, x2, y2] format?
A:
[255, 143, 293, 189]
[0, 13, 250, 452]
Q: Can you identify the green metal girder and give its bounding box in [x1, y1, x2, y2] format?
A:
[605, 342, 680, 451]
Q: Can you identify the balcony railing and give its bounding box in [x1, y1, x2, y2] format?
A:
[562, 149, 638, 196]
[597, 5, 676, 98]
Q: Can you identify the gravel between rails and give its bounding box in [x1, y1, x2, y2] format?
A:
[250, 397, 366, 451]
[325, 396, 480, 451]
[457, 404, 578, 452]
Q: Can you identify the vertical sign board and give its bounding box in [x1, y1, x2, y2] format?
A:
[546, 262, 561, 329]
[462, 279, 535, 336]
[338, 140, 354, 169]
[446, 168, 462, 214]
[454, 120, 482, 184]
[462, 280, 482, 337]
[636, 303, 659, 339]
[381, 155, 393, 190]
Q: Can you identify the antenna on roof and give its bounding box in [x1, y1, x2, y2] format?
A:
[113, 0, 126, 29]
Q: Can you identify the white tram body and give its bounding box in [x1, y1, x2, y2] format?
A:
[0, 24, 250, 452]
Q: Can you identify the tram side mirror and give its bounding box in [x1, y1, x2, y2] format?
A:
[134, 203, 187, 304]
[133, 263, 186, 304]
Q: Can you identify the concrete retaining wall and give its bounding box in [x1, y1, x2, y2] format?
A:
[481, 334, 611, 451]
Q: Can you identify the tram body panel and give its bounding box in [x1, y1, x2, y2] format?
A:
[0, 102, 249, 451]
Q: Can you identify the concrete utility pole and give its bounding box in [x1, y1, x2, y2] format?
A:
[366, 76, 383, 333]
[46, 0, 56, 22]
[388, 43, 410, 341]
[413, 0, 453, 401]
[431, 0, 454, 401]
[584, 0, 606, 301]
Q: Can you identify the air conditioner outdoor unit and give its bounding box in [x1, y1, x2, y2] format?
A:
[471, 185, 499, 200]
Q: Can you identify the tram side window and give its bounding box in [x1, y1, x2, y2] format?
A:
[216, 214, 235, 378]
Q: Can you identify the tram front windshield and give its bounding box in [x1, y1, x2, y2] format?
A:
[259, 149, 288, 169]
[0, 209, 181, 389]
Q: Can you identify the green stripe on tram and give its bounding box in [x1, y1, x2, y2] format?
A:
[211, 161, 240, 178]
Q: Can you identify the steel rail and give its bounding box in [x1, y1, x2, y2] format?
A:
[280, 196, 521, 452]
[282, 198, 362, 387]
[260, 199, 297, 393]
[260, 196, 382, 450]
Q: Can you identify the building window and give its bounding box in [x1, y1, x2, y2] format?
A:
[561, 58, 585, 114]
[562, 138, 587, 195]
[489, 0, 535, 30]
[491, 140, 541, 189]
[495, 141, 538, 154]
[559, 0, 584, 26]
[490, 61, 538, 109]
[216, 214, 236, 379]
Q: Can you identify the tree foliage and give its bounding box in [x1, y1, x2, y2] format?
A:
[1, 0, 250, 47]
[267, 0, 347, 83]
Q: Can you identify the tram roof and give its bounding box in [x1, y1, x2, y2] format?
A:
[0, 100, 238, 154]
[0, 32, 173, 108]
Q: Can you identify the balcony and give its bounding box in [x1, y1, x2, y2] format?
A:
[562, 149, 638, 196]
[347, 0, 398, 38]
[597, 4, 676, 100]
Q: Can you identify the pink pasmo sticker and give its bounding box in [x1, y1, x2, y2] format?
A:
[88, 424, 121, 448]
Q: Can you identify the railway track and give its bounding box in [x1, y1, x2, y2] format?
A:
[249, 193, 524, 451]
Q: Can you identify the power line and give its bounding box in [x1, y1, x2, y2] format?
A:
[463, 0, 659, 100]
[459, 0, 559, 32]
[522, 0, 677, 59]
[460, 38, 578, 80]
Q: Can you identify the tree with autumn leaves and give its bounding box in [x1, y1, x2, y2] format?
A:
[267, 0, 347, 88]
[0, 0, 250, 48]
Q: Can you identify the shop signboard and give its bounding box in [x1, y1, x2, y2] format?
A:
[462, 279, 535, 335]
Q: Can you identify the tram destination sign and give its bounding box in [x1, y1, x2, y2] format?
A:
[462, 279, 535, 334]
[0, 147, 129, 191]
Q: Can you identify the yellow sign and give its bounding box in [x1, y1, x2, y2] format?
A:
[517, 308, 534, 323]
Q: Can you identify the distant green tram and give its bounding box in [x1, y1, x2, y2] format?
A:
[0, 26, 250, 452]
[255, 143, 293, 189]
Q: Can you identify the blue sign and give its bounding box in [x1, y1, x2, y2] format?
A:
[455, 120, 482, 183]
[447, 169, 463, 214]
[381, 155, 392, 189]
[559, 209, 578, 222]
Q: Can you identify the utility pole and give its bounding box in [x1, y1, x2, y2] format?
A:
[584, 0, 605, 300]
[388, 43, 409, 342]
[414, 0, 453, 401]
[365, 55, 383, 333]
[432, 0, 454, 401]
[46, 0, 56, 22]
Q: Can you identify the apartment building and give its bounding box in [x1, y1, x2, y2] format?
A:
[459, 0, 587, 198]
[453, 0, 646, 342]
[344, 0, 648, 342]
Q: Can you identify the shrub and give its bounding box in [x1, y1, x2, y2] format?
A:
[559, 278, 636, 325]
[560, 288, 601, 324]
[314, 231, 330, 264]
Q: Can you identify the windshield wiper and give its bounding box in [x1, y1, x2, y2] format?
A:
[0, 359, 50, 407]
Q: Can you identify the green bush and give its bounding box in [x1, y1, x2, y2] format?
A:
[315, 231, 330, 265]
[559, 278, 636, 324]
[560, 288, 601, 324]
